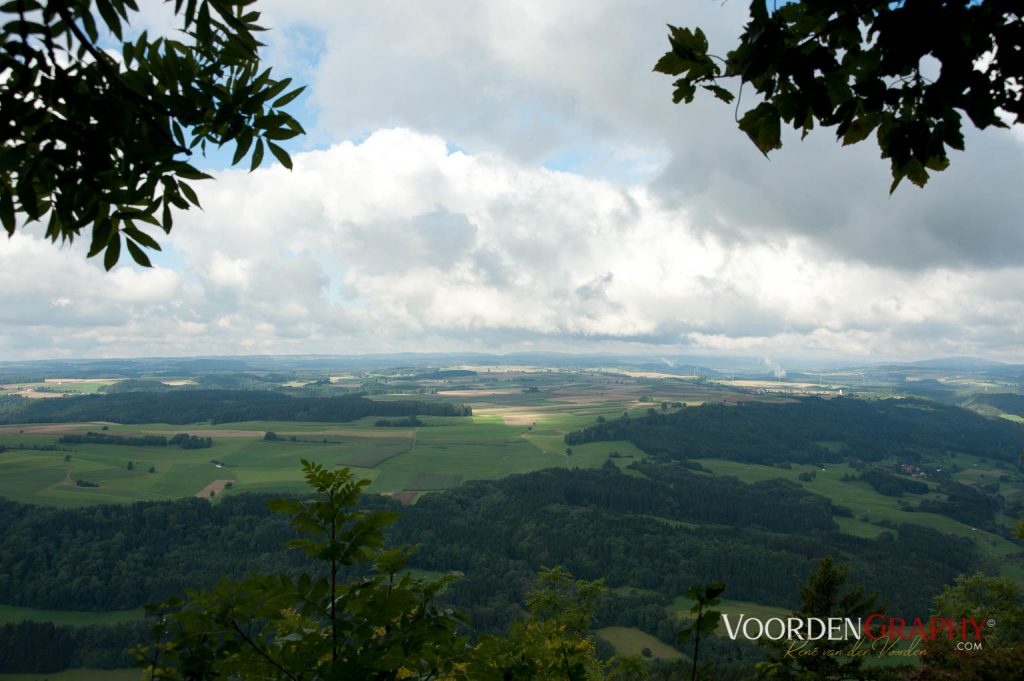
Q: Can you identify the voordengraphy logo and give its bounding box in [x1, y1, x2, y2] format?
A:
[722, 616, 862, 642]
[721, 614, 989, 643]
[863, 615, 987, 642]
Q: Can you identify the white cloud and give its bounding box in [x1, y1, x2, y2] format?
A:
[4, 0, 1023, 362]
[4, 129, 1024, 361]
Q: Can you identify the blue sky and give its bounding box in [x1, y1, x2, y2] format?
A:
[3, 0, 1024, 362]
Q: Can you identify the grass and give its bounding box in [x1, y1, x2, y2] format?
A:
[0, 604, 143, 626]
[668, 596, 791, 625]
[595, 626, 683, 659]
[0, 409, 643, 506]
[0, 671, 137, 681]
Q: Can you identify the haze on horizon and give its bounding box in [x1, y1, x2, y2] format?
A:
[3, 0, 1023, 363]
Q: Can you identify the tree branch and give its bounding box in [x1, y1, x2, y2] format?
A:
[229, 619, 301, 681]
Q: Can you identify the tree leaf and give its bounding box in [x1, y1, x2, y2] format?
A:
[250, 138, 265, 171]
[0, 191, 14, 235]
[103, 233, 122, 270]
[88, 218, 115, 257]
[702, 84, 735, 103]
[738, 103, 783, 156]
[654, 51, 687, 76]
[95, 0, 123, 40]
[267, 141, 292, 170]
[273, 85, 306, 108]
[672, 79, 697, 104]
[126, 239, 153, 267]
[232, 132, 254, 165]
[123, 225, 162, 250]
[178, 181, 201, 207]
[842, 115, 879, 146]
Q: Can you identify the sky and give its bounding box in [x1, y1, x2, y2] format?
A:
[4, 0, 1024, 363]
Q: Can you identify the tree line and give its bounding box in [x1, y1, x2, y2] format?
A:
[58, 432, 213, 449]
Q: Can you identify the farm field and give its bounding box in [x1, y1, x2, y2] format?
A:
[2, 369, 1021, 582]
[0, 419, 647, 507]
[595, 626, 683, 660]
[0, 604, 143, 627]
[666, 596, 791, 632]
[0, 671, 137, 681]
[0, 370, 690, 507]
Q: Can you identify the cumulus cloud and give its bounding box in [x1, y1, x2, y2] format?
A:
[249, 0, 1024, 270]
[4, 129, 1024, 360]
[3, 0, 1023, 361]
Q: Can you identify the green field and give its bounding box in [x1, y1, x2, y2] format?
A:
[0, 386, 653, 507]
[0, 604, 143, 626]
[0, 670, 138, 681]
[667, 596, 791, 628]
[0, 370, 690, 509]
[595, 626, 684, 659]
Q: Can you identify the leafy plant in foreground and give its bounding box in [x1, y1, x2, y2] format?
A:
[135, 459, 468, 680]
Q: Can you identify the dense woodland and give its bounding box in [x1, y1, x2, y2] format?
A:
[0, 390, 471, 424]
[971, 392, 1024, 418]
[565, 397, 1024, 464]
[0, 462, 986, 673]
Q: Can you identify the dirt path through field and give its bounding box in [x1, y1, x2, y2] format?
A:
[195, 479, 235, 498]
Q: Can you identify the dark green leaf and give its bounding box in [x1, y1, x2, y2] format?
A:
[924, 154, 949, 172]
[702, 84, 735, 103]
[103, 234, 122, 270]
[178, 181, 201, 207]
[267, 141, 292, 169]
[272, 85, 306, 108]
[262, 126, 302, 141]
[739, 103, 783, 156]
[175, 165, 213, 181]
[260, 76, 292, 103]
[126, 239, 153, 267]
[232, 132, 254, 165]
[123, 225, 162, 250]
[904, 158, 929, 188]
[654, 51, 687, 76]
[842, 116, 879, 146]
[250, 138, 264, 171]
[672, 79, 697, 104]
[0, 191, 14, 235]
[95, 0, 123, 40]
[706, 582, 726, 600]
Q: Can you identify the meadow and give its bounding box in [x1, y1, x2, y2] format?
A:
[0, 671, 138, 681]
[0, 369, 670, 508]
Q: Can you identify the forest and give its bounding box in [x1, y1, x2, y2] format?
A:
[0, 460, 984, 674]
[564, 397, 1024, 464]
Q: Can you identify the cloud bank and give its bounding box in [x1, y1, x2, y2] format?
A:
[3, 0, 1023, 361]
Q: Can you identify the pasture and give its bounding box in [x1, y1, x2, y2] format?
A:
[0, 604, 143, 627]
[0, 671, 138, 681]
[595, 626, 683, 660]
[0, 375, 665, 507]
